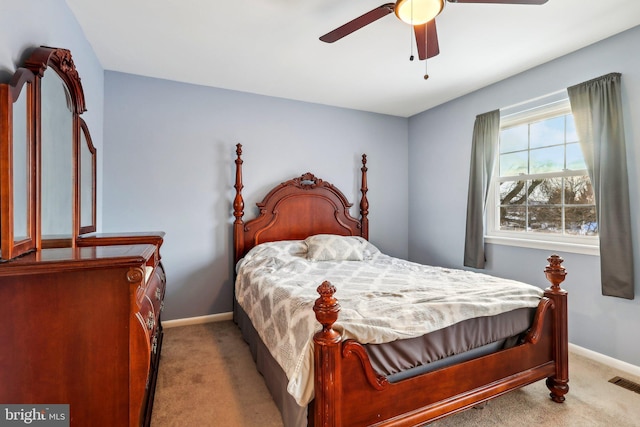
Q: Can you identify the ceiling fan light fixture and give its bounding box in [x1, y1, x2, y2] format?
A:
[395, 0, 444, 25]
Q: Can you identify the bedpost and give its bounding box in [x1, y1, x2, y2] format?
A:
[360, 154, 369, 240]
[313, 281, 343, 427]
[543, 254, 569, 403]
[233, 144, 245, 263]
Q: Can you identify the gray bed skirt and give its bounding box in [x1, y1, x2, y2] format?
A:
[234, 303, 309, 427]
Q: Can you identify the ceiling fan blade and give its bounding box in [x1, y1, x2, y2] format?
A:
[447, 0, 547, 4]
[414, 20, 440, 60]
[320, 3, 395, 43]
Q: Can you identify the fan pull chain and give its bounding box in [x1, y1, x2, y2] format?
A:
[409, 1, 415, 61]
[409, 25, 414, 61]
[423, 23, 429, 80]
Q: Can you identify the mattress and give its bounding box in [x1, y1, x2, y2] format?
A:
[365, 306, 535, 381]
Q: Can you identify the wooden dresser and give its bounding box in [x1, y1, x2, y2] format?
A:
[0, 235, 165, 426]
[0, 47, 167, 426]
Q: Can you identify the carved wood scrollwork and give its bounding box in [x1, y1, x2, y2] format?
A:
[342, 341, 389, 391]
[294, 172, 323, 189]
[24, 46, 86, 114]
[126, 266, 145, 284]
[523, 297, 554, 345]
[127, 266, 146, 310]
[52, 49, 76, 75]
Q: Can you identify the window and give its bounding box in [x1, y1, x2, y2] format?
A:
[486, 98, 599, 255]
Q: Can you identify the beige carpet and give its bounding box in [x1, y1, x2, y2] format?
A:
[151, 321, 640, 426]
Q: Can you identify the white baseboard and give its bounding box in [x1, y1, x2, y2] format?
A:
[163, 311, 233, 329]
[569, 343, 640, 378]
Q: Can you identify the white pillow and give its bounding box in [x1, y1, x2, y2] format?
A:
[304, 234, 367, 261]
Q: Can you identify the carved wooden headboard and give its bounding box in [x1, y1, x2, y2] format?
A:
[233, 144, 369, 263]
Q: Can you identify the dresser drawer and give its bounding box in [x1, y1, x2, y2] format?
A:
[144, 264, 165, 321]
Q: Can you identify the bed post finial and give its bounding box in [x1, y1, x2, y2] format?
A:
[313, 281, 343, 426]
[544, 254, 566, 291]
[234, 144, 245, 263]
[313, 281, 341, 336]
[543, 254, 569, 403]
[360, 154, 369, 240]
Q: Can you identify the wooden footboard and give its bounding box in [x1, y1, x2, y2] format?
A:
[312, 255, 569, 427]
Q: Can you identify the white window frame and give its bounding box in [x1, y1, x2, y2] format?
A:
[485, 96, 599, 256]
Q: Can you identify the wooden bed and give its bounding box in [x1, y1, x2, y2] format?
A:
[232, 144, 569, 426]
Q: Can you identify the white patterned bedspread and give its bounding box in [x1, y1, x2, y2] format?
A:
[235, 238, 544, 406]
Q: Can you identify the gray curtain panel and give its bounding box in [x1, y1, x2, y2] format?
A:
[568, 73, 634, 299]
[464, 110, 500, 269]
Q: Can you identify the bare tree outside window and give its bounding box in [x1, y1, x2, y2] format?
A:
[497, 113, 597, 238]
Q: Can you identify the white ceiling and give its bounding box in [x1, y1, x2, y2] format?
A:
[66, 0, 640, 117]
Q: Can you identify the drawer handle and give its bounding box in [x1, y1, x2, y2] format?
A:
[152, 335, 158, 354]
[155, 287, 162, 301]
[160, 301, 165, 313]
[146, 312, 155, 331]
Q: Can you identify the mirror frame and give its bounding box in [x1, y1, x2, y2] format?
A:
[25, 47, 87, 250]
[25, 46, 86, 249]
[0, 68, 37, 260]
[0, 46, 96, 259]
[78, 118, 97, 235]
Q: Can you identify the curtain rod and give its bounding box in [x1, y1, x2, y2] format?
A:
[500, 88, 567, 113]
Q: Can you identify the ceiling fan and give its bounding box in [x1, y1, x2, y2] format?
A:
[320, 0, 549, 62]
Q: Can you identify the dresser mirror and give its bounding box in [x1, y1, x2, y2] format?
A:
[12, 78, 30, 242]
[79, 118, 97, 234]
[0, 46, 96, 260]
[40, 66, 74, 244]
[0, 68, 36, 260]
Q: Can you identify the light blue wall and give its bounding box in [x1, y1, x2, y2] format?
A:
[408, 25, 640, 366]
[0, 0, 104, 228]
[102, 72, 409, 320]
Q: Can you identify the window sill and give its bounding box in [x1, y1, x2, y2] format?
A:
[484, 235, 599, 256]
